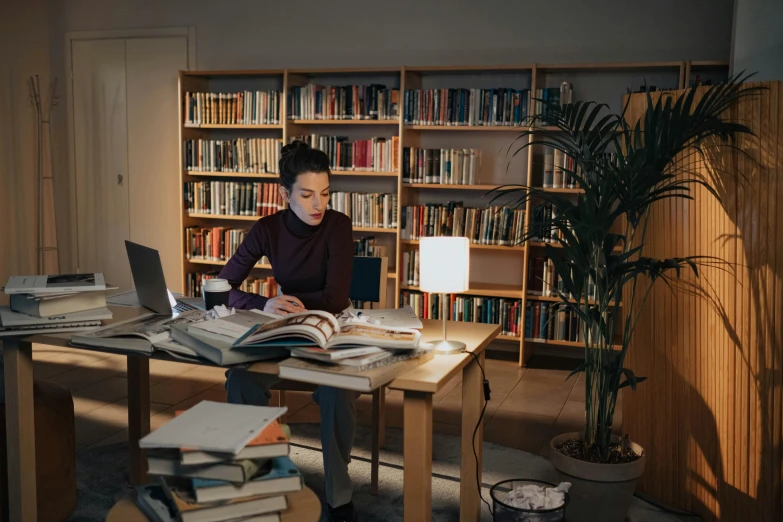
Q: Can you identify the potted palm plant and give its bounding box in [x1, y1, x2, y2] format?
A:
[490, 75, 759, 522]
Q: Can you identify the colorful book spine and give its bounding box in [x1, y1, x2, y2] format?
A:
[399, 290, 522, 337]
[402, 147, 480, 184]
[290, 135, 398, 172]
[184, 181, 284, 217]
[288, 84, 400, 120]
[403, 88, 529, 126]
[329, 192, 398, 229]
[183, 138, 282, 173]
[184, 90, 281, 125]
[400, 203, 524, 246]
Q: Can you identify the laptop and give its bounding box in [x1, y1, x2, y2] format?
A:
[125, 240, 205, 315]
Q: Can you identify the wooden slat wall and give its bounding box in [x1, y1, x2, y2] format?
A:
[623, 82, 783, 522]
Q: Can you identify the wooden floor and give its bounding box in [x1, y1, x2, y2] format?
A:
[30, 344, 620, 457]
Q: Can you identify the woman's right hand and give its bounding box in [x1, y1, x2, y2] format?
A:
[263, 295, 306, 315]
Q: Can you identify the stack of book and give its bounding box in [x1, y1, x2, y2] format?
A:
[170, 309, 433, 391]
[137, 401, 301, 522]
[0, 273, 113, 335]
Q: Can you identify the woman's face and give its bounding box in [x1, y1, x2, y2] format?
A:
[281, 171, 331, 226]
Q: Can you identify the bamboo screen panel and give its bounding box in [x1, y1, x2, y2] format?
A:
[622, 82, 782, 521]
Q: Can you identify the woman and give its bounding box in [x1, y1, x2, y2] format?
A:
[219, 141, 358, 522]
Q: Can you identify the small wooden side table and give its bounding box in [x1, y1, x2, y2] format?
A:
[106, 487, 321, 522]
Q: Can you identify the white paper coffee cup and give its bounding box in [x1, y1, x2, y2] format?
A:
[202, 278, 231, 310]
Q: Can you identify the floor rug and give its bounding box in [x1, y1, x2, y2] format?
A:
[68, 423, 680, 521]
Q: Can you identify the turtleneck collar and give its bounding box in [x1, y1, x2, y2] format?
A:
[282, 208, 321, 237]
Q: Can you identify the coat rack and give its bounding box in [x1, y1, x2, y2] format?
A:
[29, 75, 60, 275]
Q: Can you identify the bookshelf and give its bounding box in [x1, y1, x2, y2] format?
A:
[178, 60, 704, 366]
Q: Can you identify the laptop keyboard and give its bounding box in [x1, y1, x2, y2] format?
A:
[174, 301, 197, 313]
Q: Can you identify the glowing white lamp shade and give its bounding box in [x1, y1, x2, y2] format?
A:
[419, 237, 470, 353]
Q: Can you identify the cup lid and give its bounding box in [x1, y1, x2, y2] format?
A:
[203, 278, 231, 292]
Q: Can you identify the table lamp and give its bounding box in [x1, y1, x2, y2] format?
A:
[419, 236, 470, 354]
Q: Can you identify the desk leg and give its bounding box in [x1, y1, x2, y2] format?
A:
[3, 338, 37, 522]
[403, 390, 432, 522]
[460, 351, 485, 522]
[127, 355, 150, 485]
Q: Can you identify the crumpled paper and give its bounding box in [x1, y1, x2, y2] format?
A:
[205, 304, 235, 320]
[339, 310, 381, 325]
[504, 481, 571, 511]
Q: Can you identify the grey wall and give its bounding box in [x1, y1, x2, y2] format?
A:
[60, 0, 733, 70]
[0, 0, 54, 302]
[36, 0, 735, 273]
[732, 0, 783, 80]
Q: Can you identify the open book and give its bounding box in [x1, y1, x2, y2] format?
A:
[71, 310, 206, 353]
[216, 310, 424, 350]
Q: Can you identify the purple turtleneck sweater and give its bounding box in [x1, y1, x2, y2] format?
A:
[218, 209, 353, 314]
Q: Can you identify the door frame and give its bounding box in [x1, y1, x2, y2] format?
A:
[65, 27, 196, 272]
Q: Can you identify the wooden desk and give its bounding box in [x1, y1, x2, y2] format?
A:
[3, 308, 499, 522]
[388, 320, 500, 522]
[106, 486, 321, 522]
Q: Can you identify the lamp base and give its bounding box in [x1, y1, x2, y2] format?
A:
[431, 339, 467, 355]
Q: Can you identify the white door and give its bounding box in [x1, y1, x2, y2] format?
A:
[72, 38, 131, 289]
[126, 37, 188, 293]
[71, 35, 188, 292]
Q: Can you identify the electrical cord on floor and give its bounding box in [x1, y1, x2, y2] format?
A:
[466, 350, 493, 516]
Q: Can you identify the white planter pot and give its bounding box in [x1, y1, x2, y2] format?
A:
[549, 432, 646, 522]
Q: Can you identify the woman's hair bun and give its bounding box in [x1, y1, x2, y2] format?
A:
[281, 140, 310, 157]
[278, 140, 331, 190]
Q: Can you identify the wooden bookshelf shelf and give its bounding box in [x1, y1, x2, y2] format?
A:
[188, 257, 396, 279]
[332, 170, 398, 177]
[184, 124, 283, 130]
[186, 171, 279, 179]
[401, 239, 525, 252]
[540, 187, 584, 194]
[537, 61, 683, 72]
[289, 119, 399, 125]
[353, 226, 398, 234]
[404, 125, 528, 132]
[187, 213, 261, 221]
[188, 258, 272, 270]
[497, 334, 522, 342]
[525, 294, 621, 307]
[403, 183, 500, 191]
[525, 337, 621, 350]
[399, 282, 523, 299]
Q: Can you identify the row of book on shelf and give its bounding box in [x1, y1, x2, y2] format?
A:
[533, 84, 574, 125]
[288, 84, 399, 121]
[184, 138, 282, 174]
[292, 134, 399, 172]
[398, 290, 521, 338]
[184, 181, 285, 217]
[182, 138, 586, 189]
[402, 147, 480, 185]
[182, 82, 577, 127]
[184, 90, 282, 126]
[400, 203, 525, 247]
[328, 192, 398, 229]
[403, 88, 530, 127]
[527, 256, 597, 300]
[525, 301, 609, 343]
